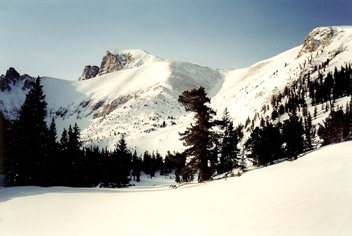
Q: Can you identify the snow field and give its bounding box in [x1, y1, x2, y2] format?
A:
[0, 141, 351, 236]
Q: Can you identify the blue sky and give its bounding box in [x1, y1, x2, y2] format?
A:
[0, 0, 351, 80]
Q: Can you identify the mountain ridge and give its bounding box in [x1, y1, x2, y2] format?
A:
[1, 26, 351, 154]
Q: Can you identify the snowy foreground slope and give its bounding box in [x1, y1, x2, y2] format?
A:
[1, 141, 351, 236]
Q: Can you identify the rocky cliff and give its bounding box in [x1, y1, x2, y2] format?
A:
[78, 65, 99, 81]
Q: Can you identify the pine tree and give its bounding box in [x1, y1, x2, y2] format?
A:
[178, 87, 216, 182]
[347, 99, 352, 140]
[45, 118, 60, 185]
[304, 112, 314, 151]
[60, 128, 69, 151]
[218, 108, 240, 174]
[0, 111, 6, 175]
[150, 151, 156, 178]
[131, 150, 141, 182]
[143, 151, 151, 176]
[68, 123, 81, 154]
[246, 123, 283, 167]
[167, 152, 186, 182]
[318, 106, 351, 145]
[113, 135, 132, 185]
[8, 77, 48, 185]
[238, 148, 247, 172]
[314, 106, 317, 118]
[58, 123, 84, 186]
[163, 151, 174, 177]
[155, 151, 163, 174]
[282, 113, 304, 160]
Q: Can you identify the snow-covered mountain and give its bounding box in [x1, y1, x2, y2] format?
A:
[1, 26, 352, 154]
[213, 26, 352, 125]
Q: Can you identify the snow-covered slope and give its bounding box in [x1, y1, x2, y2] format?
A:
[42, 50, 223, 153]
[1, 141, 351, 235]
[212, 26, 352, 125]
[1, 26, 352, 154]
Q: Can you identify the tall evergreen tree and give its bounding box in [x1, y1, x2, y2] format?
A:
[246, 123, 283, 166]
[131, 150, 141, 182]
[143, 150, 152, 176]
[8, 77, 48, 185]
[218, 108, 240, 174]
[60, 128, 69, 151]
[163, 151, 174, 177]
[318, 106, 351, 145]
[68, 123, 81, 154]
[303, 112, 314, 151]
[0, 111, 6, 176]
[45, 118, 60, 185]
[282, 113, 304, 160]
[178, 87, 216, 182]
[111, 135, 132, 185]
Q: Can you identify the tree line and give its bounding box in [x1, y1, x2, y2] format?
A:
[1, 77, 180, 187]
[174, 64, 352, 182]
[1, 64, 351, 186]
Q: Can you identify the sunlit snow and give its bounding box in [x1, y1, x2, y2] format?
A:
[1, 141, 351, 235]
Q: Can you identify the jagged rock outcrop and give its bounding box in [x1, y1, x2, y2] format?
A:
[78, 65, 99, 81]
[0, 67, 29, 91]
[98, 51, 134, 76]
[5, 67, 20, 79]
[78, 49, 157, 80]
[298, 27, 334, 57]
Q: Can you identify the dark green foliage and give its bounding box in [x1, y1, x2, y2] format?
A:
[60, 128, 69, 151]
[303, 112, 315, 151]
[167, 152, 187, 182]
[163, 151, 176, 177]
[6, 77, 48, 185]
[217, 109, 240, 174]
[246, 123, 283, 166]
[271, 109, 279, 120]
[309, 65, 351, 105]
[178, 87, 216, 182]
[154, 151, 163, 174]
[0, 111, 6, 175]
[43, 118, 60, 185]
[109, 135, 132, 185]
[131, 150, 142, 182]
[318, 102, 352, 145]
[143, 151, 152, 175]
[282, 113, 304, 160]
[3, 78, 139, 187]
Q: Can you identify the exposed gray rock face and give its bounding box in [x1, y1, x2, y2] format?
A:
[78, 65, 99, 81]
[98, 51, 134, 76]
[298, 27, 334, 57]
[78, 50, 140, 80]
[0, 67, 32, 91]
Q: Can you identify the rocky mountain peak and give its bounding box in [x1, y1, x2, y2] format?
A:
[78, 49, 162, 80]
[98, 50, 135, 76]
[0, 67, 33, 92]
[298, 27, 335, 56]
[78, 65, 99, 81]
[5, 67, 20, 80]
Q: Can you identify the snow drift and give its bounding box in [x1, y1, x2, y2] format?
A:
[0, 141, 351, 235]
